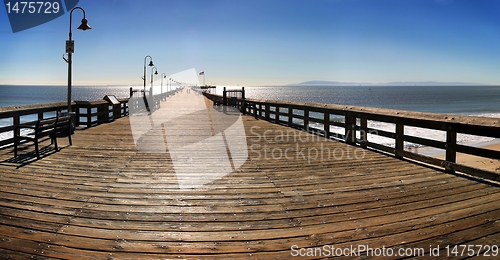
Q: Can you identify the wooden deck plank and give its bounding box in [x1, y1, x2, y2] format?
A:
[0, 90, 499, 259]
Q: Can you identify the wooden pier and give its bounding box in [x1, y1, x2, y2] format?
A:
[0, 89, 499, 259]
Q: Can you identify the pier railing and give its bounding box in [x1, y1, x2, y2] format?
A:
[129, 87, 181, 113]
[0, 88, 182, 148]
[0, 98, 129, 148]
[74, 98, 129, 128]
[204, 92, 500, 182]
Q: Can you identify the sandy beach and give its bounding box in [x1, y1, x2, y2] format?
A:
[431, 142, 500, 173]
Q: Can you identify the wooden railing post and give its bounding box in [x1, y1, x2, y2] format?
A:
[344, 112, 356, 144]
[253, 103, 258, 119]
[75, 105, 81, 126]
[97, 103, 109, 124]
[112, 104, 121, 120]
[223, 87, 227, 113]
[324, 111, 330, 139]
[275, 106, 280, 124]
[395, 121, 404, 159]
[303, 108, 309, 131]
[86, 105, 92, 128]
[446, 125, 457, 173]
[265, 104, 270, 121]
[13, 115, 20, 139]
[121, 101, 128, 117]
[288, 106, 293, 127]
[223, 87, 227, 106]
[241, 100, 246, 114]
[360, 117, 368, 148]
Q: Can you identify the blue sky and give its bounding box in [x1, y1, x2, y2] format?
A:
[1, 0, 500, 86]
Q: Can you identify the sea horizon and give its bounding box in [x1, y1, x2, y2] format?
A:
[2, 84, 500, 114]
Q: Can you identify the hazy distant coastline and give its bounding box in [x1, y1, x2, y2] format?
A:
[289, 80, 492, 86]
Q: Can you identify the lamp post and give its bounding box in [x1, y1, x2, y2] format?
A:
[151, 66, 158, 93]
[143, 55, 154, 94]
[161, 73, 166, 93]
[66, 7, 91, 114]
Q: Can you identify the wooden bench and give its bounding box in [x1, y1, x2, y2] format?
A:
[14, 115, 73, 159]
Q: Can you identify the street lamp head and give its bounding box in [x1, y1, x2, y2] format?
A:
[155, 71, 158, 75]
[77, 18, 91, 31]
[148, 61, 154, 67]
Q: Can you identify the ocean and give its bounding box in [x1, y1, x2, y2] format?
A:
[1, 84, 500, 148]
[225, 85, 500, 116]
[0, 85, 132, 108]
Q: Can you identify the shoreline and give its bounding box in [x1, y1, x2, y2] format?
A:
[410, 139, 500, 173]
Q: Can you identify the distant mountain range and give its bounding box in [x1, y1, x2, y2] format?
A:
[289, 80, 489, 86]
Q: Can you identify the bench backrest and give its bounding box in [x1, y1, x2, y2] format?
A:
[35, 115, 71, 137]
[55, 116, 71, 132]
[35, 117, 58, 138]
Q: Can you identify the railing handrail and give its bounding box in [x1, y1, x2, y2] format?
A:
[203, 92, 500, 183]
[243, 97, 500, 129]
[0, 102, 71, 119]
